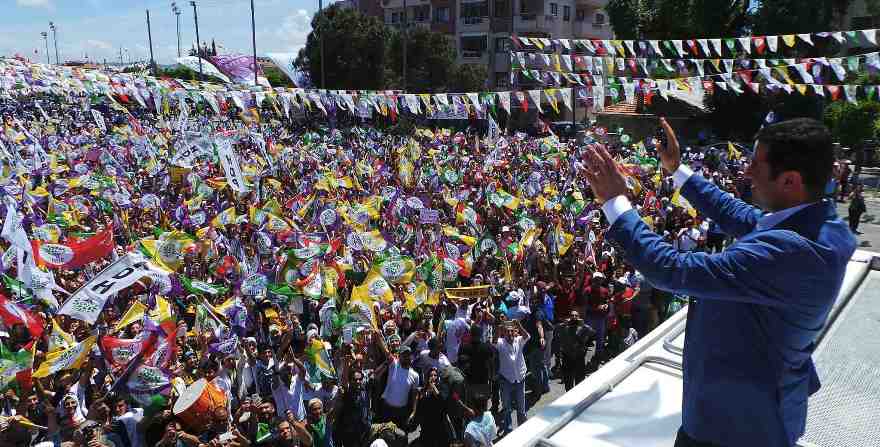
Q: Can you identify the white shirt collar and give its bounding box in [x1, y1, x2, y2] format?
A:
[756, 202, 817, 231]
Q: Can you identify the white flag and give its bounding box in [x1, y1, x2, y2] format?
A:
[216, 137, 249, 193]
[59, 253, 153, 324]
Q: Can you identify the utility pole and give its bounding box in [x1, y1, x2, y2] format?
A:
[402, 0, 407, 91]
[119, 48, 124, 66]
[172, 2, 182, 58]
[49, 22, 59, 64]
[191, 1, 203, 78]
[41, 32, 50, 65]
[250, 0, 258, 86]
[318, 0, 326, 89]
[147, 9, 157, 75]
[508, 0, 516, 133]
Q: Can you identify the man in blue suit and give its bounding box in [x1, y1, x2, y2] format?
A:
[582, 118, 857, 447]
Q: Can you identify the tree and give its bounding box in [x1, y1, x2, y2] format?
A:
[386, 27, 456, 92]
[824, 100, 880, 148]
[448, 63, 488, 93]
[751, 0, 854, 35]
[295, 5, 391, 90]
[263, 66, 295, 87]
[607, 0, 748, 40]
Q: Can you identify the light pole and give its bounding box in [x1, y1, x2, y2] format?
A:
[250, 0, 258, 86]
[147, 9, 157, 76]
[318, 0, 325, 89]
[172, 2, 182, 58]
[40, 32, 50, 65]
[190, 1, 203, 78]
[49, 21, 59, 64]
[402, 0, 407, 92]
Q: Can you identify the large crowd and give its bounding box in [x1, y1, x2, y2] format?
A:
[0, 64, 826, 447]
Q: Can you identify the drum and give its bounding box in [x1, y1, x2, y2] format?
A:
[172, 378, 227, 431]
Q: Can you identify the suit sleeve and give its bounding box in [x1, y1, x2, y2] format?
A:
[681, 174, 762, 239]
[607, 209, 816, 308]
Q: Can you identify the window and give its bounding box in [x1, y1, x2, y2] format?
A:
[550, 3, 558, 16]
[495, 37, 511, 53]
[434, 6, 450, 23]
[391, 12, 399, 23]
[496, 73, 510, 88]
[563, 5, 570, 21]
[414, 5, 429, 22]
[576, 9, 584, 21]
[520, 1, 528, 14]
[460, 35, 488, 58]
[594, 12, 605, 24]
[460, 1, 489, 20]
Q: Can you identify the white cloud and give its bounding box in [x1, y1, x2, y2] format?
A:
[271, 9, 313, 53]
[17, 0, 53, 8]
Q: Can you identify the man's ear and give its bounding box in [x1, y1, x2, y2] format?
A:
[778, 170, 804, 192]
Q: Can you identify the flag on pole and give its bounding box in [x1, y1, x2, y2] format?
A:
[0, 294, 44, 339]
[33, 336, 96, 378]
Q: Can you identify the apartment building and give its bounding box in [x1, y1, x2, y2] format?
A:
[357, 0, 613, 89]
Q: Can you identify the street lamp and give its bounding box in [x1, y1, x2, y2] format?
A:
[40, 32, 49, 65]
[172, 2, 182, 58]
[49, 21, 59, 64]
[190, 1, 203, 77]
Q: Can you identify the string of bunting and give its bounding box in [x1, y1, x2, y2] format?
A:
[511, 51, 880, 90]
[511, 28, 880, 59]
[509, 51, 880, 80]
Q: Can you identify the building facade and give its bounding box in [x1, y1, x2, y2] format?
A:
[357, 0, 612, 89]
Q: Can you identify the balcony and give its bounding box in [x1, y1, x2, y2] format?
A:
[574, 0, 608, 7]
[459, 15, 491, 31]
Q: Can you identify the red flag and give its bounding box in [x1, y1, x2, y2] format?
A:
[32, 225, 114, 269]
[0, 294, 44, 339]
[99, 336, 142, 368]
[753, 36, 767, 55]
[828, 86, 842, 101]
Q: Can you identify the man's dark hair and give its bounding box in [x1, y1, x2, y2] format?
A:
[755, 118, 834, 200]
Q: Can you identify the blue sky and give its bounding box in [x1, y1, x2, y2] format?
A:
[1, 0, 321, 64]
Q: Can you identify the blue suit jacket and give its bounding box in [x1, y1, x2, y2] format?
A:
[607, 174, 857, 447]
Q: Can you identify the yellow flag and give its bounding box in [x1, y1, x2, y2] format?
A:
[727, 142, 742, 161]
[672, 189, 698, 218]
[782, 35, 796, 47]
[33, 336, 97, 378]
[114, 301, 148, 333]
[554, 224, 574, 256]
[211, 207, 236, 228]
[47, 319, 75, 354]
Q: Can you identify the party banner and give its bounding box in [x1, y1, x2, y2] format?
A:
[209, 54, 269, 86]
[216, 137, 248, 193]
[171, 135, 214, 168]
[175, 56, 232, 83]
[32, 225, 114, 269]
[58, 253, 154, 324]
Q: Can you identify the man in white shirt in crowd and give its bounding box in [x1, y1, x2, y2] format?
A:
[495, 319, 530, 437]
[377, 336, 420, 434]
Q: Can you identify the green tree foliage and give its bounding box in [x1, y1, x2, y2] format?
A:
[295, 4, 391, 90]
[263, 66, 295, 88]
[448, 63, 489, 93]
[751, 0, 853, 35]
[824, 100, 880, 147]
[606, 0, 748, 39]
[386, 28, 457, 93]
